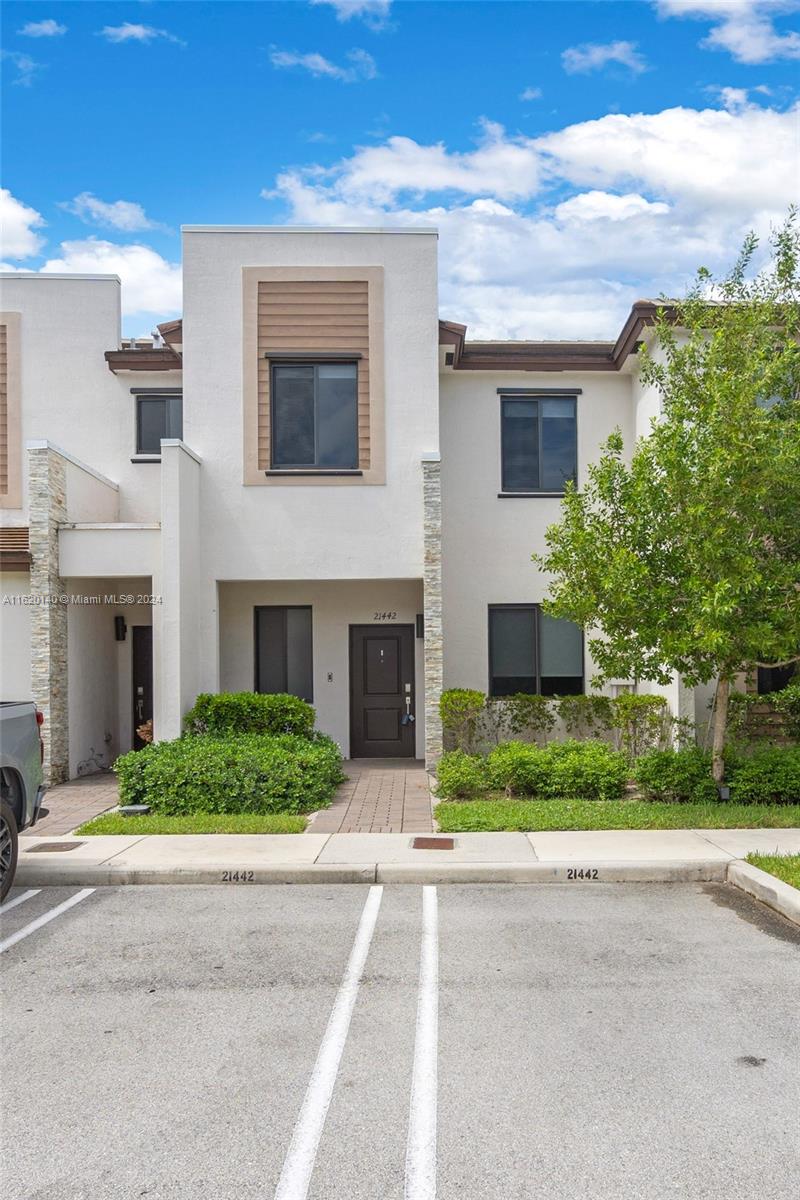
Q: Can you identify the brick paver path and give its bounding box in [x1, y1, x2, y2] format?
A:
[22, 772, 119, 836]
[311, 759, 433, 834]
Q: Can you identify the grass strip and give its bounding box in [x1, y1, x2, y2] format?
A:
[434, 796, 800, 833]
[745, 853, 800, 890]
[76, 811, 308, 835]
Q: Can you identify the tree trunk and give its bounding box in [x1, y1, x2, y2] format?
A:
[711, 677, 730, 785]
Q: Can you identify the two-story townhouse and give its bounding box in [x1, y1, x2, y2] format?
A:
[0, 227, 713, 785]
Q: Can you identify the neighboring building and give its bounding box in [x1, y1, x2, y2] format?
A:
[0, 228, 710, 782]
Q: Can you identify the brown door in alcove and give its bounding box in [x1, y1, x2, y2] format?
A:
[349, 625, 415, 758]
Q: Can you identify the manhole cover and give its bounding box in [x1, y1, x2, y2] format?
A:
[411, 837, 454, 850]
[26, 842, 85, 853]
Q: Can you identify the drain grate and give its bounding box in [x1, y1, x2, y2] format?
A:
[411, 836, 454, 850]
[26, 842, 85, 853]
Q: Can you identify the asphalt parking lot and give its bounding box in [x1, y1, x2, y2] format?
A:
[2, 882, 799, 1200]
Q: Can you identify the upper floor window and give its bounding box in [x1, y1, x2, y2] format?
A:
[488, 604, 583, 696]
[501, 395, 577, 493]
[135, 393, 182, 456]
[271, 362, 358, 471]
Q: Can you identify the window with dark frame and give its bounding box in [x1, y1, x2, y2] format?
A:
[488, 604, 583, 696]
[271, 362, 358, 470]
[500, 395, 577, 493]
[135, 394, 182, 456]
[254, 606, 313, 702]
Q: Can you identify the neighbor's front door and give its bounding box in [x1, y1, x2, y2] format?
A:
[132, 626, 153, 750]
[349, 624, 416, 758]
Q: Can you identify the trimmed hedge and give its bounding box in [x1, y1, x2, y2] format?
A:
[115, 733, 344, 815]
[633, 747, 719, 804]
[435, 739, 627, 801]
[730, 747, 800, 805]
[184, 692, 315, 739]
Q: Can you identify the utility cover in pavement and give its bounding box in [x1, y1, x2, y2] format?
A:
[412, 837, 455, 850]
[25, 842, 85, 853]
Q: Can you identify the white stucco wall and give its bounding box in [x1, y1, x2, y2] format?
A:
[0, 573, 32, 700]
[182, 228, 439, 582]
[0, 274, 168, 524]
[218, 579, 425, 757]
[439, 369, 634, 694]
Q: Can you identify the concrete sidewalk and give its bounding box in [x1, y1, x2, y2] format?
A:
[14, 827, 800, 888]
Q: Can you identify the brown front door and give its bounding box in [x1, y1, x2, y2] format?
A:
[349, 624, 416, 758]
[132, 626, 153, 750]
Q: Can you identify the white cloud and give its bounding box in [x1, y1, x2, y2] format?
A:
[60, 192, 166, 233]
[269, 46, 377, 81]
[0, 189, 46, 257]
[265, 101, 798, 338]
[656, 1, 800, 63]
[562, 40, 648, 74]
[519, 86, 543, 100]
[18, 19, 67, 37]
[98, 23, 186, 47]
[39, 239, 181, 318]
[0, 50, 43, 86]
[310, 1, 392, 30]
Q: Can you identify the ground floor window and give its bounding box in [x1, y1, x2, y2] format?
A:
[488, 604, 583, 696]
[254, 606, 313, 701]
[757, 660, 797, 694]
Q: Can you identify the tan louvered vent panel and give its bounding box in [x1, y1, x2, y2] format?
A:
[0, 526, 29, 553]
[0, 323, 8, 495]
[257, 280, 370, 470]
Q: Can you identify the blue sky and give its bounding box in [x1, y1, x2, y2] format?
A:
[1, 0, 798, 335]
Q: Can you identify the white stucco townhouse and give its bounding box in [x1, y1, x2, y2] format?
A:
[1, 226, 720, 784]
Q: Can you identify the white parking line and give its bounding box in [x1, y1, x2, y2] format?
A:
[273, 884, 384, 1200]
[0, 888, 41, 915]
[0, 888, 95, 954]
[406, 885, 439, 1200]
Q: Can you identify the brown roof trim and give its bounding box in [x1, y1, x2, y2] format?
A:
[156, 318, 183, 349]
[439, 300, 679, 373]
[105, 348, 183, 374]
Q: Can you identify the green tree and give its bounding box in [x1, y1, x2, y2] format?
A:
[535, 214, 800, 783]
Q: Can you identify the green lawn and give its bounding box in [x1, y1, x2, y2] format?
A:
[434, 796, 800, 833]
[746, 853, 800, 890]
[76, 811, 308, 835]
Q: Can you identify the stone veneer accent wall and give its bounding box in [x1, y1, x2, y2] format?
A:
[422, 457, 443, 768]
[28, 445, 69, 784]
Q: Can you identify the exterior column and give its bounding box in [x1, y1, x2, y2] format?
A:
[28, 444, 69, 784]
[422, 455, 443, 768]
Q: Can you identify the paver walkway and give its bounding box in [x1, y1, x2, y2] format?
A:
[310, 759, 433, 834]
[23, 772, 119, 836]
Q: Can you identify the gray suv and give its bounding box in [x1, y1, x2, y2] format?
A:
[1, 702, 46, 901]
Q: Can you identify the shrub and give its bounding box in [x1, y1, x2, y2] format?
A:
[487, 741, 551, 797]
[541, 739, 628, 801]
[434, 750, 490, 799]
[114, 733, 343, 814]
[610, 693, 669, 760]
[554, 695, 613, 741]
[440, 689, 486, 752]
[634, 748, 719, 804]
[730, 747, 800, 805]
[487, 738, 627, 800]
[184, 692, 315, 739]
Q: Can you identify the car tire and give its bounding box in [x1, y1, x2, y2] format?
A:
[1, 798, 19, 903]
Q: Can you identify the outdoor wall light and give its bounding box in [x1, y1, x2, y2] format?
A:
[114, 616, 127, 642]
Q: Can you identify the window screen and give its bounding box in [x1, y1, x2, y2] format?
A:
[136, 395, 182, 455]
[489, 605, 583, 696]
[501, 396, 577, 492]
[255, 606, 313, 701]
[272, 362, 358, 469]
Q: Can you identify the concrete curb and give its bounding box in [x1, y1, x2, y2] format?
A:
[727, 860, 800, 927]
[15, 858, 729, 887]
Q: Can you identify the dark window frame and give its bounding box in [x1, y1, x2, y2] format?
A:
[499, 394, 578, 494]
[254, 605, 314, 702]
[270, 359, 359, 472]
[488, 603, 584, 697]
[135, 393, 182, 456]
